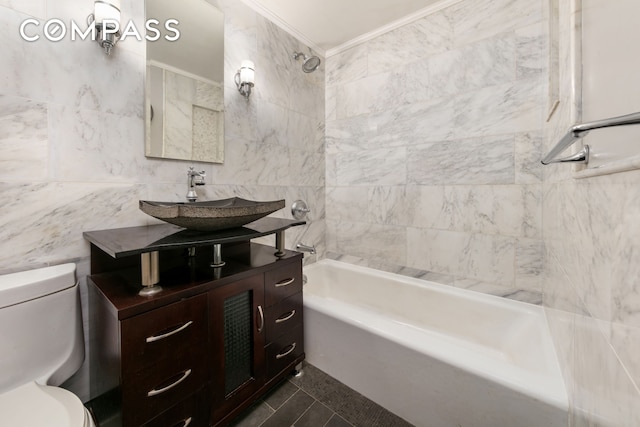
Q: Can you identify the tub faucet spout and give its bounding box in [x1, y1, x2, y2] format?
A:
[296, 243, 316, 254]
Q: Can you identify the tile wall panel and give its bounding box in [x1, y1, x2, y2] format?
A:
[325, 0, 545, 296]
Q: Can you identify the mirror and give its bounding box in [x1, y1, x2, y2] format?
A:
[145, 0, 224, 163]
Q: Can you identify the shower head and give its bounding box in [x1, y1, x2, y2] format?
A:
[293, 51, 321, 73]
[302, 55, 321, 73]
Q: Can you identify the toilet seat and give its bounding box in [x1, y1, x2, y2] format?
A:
[0, 382, 94, 427]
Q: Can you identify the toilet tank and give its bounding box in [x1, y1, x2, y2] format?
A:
[0, 264, 84, 394]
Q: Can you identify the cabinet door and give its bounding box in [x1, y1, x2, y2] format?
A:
[209, 273, 265, 423]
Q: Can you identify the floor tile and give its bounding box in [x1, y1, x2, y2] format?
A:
[372, 407, 415, 427]
[325, 414, 354, 427]
[226, 363, 414, 427]
[293, 401, 334, 427]
[228, 401, 274, 427]
[263, 379, 300, 411]
[291, 363, 413, 427]
[260, 390, 315, 427]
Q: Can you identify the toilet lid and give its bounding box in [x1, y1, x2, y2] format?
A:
[0, 382, 91, 427]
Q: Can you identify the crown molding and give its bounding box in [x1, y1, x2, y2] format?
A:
[239, 0, 464, 59]
[240, 0, 326, 56]
[324, 0, 463, 57]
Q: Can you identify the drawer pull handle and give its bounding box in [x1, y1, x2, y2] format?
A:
[275, 309, 296, 324]
[146, 321, 193, 343]
[177, 417, 192, 427]
[257, 305, 264, 333]
[275, 277, 295, 287]
[147, 369, 192, 397]
[276, 342, 297, 359]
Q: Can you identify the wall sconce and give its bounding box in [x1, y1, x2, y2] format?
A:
[88, 0, 121, 55]
[235, 60, 255, 98]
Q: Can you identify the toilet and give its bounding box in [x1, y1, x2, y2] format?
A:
[0, 263, 95, 427]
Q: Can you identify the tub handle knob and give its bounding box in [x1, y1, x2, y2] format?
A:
[257, 305, 264, 333]
[275, 309, 296, 324]
[276, 342, 297, 359]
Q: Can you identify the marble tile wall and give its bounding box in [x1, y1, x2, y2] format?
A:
[4, 0, 637, 422]
[0, 0, 324, 401]
[325, 0, 546, 297]
[543, 0, 640, 424]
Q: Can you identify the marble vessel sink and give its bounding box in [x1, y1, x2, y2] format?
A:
[139, 198, 285, 231]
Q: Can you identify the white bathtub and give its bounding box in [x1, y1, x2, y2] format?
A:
[303, 260, 568, 427]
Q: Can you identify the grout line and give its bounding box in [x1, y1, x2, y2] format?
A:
[263, 381, 300, 412]
[290, 400, 316, 426]
[321, 412, 338, 427]
[259, 388, 306, 427]
[262, 399, 276, 412]
[322, 412, 355, 427]
[256, 402, 271, 427]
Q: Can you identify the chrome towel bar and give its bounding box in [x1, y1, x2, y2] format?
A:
[541, 111, 640, 165]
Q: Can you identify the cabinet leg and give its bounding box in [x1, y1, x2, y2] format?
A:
[210, 244, 226, 268]
[293, 362, 304, 378]
[139, 251, 162, 296]
[275, 231, 285, 258]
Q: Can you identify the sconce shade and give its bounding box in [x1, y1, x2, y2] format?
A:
[240, 60, 255, 85]
[235, 60, 255, 98]
[94, 0, 121, 26]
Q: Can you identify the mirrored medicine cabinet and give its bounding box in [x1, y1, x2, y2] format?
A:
[145, 0, 225, 163]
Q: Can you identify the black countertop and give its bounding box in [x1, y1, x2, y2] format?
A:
[83, 217, 306, 258]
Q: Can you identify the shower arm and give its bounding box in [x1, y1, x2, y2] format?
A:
[541, 111, 640, 165]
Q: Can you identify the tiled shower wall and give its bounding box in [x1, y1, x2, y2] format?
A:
[325, 0, 547, 296]
[543, 0, 640, 424]
[0, 0, 324, 401]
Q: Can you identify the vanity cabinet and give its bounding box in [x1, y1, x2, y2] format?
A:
[121, 294, 209, 427]
[87, 240, 304, 427]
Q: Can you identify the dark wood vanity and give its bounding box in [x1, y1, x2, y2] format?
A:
[84, 219, 305, 427]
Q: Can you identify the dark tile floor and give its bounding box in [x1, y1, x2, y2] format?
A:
[228, 363, 414, 427]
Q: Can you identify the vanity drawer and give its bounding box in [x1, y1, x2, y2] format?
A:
[122, 356, 207, 427]
[121, 294, 208, 374]
[264, 262, 302, 306]
[265, 292, 302, 342]
[142, 388, 209, 427]
[266, 324, 304, 378]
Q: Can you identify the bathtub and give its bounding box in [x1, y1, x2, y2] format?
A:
[303, 260, 568, 427]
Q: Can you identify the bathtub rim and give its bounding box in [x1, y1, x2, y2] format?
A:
[303, 259, 569, 412]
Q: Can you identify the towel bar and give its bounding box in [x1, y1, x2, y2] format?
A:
[541, 111, 640, 165]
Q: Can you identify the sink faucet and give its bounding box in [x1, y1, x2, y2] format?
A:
[186, 167, 206, 202]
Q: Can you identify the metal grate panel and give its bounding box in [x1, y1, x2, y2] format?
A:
[223, 291, 253, 395]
